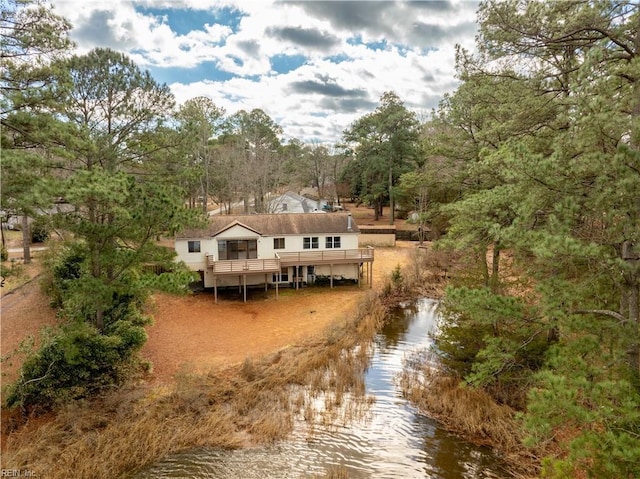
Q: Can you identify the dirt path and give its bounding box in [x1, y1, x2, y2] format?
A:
[0, 280, 60, 383]
[1, 243, 415, 386]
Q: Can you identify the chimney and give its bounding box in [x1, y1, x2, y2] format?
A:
[347, 212, 352, 231]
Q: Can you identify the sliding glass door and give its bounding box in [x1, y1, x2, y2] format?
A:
[218, 239, 258, 260]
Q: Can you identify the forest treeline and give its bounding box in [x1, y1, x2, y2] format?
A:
[1, 1, 639, 477]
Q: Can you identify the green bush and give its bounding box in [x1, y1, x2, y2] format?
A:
[5, 320, 147, 410]
[44, 245, 86, 308]
[31, 216, 50, 243]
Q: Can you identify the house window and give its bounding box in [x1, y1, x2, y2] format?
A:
[325, 236, 341, 248]
[274, 237, 285, 250]
[188, 240, 201, 253]
[303, 237, 319, 249]
[218, 239, 257, 260]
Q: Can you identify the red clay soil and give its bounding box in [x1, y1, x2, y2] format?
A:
[141, 243, 412, 384]
[1, 279, 61, 384]
[1, 242, 414, 387]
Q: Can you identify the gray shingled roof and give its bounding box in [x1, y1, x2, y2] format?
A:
[178, 212, 359, 238]
[268, 191, 322, 213]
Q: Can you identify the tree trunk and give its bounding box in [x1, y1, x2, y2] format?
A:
[623, 240, 640, 386]
[479, 245, 489, 288]
[21, 215, 30, 264]
[1, 218, 5, 252]
[490, 243, 501, 293]
[388, 166, 395, 225]
[627, 282, 639, 385]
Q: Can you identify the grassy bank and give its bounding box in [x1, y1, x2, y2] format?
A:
[2, 245, 534, 478]
[1, 283, 391, 478]
[399, 365, 544, 478]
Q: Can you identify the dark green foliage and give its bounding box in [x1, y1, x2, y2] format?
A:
[30, 215, 49, 243]
[5, 320, 146, 410]
[426, 1, 640, 475]
[437, 287, 549, 406]
[44, 244, 86, 308]
[342, 91, 421, 222]
[3, 43, 201, 411]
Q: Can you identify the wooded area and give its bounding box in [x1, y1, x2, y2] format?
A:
[1, 1, 638, 477]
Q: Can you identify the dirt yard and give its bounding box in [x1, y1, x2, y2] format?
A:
[141, 243, 413, 383]
[1, 229, 415, 386]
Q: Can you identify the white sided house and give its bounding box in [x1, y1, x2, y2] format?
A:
[175, 213, 374, 302]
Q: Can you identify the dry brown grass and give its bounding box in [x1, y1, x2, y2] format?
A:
[323, 465, 352, 478]
[1, 285, 390, 479]
[2, 243, 537, 477]
[399, 362, 543, 479]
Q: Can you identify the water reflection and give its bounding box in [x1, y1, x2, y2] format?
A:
[135, 298, 510, 479]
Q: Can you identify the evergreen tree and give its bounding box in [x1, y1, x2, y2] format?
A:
[1, 0, 73, 260]
[428, 1, 640, 475]
[342, 91, 420, 223]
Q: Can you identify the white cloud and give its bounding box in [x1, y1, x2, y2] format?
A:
[49, 0, 479, 143]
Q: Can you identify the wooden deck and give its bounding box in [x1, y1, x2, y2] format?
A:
[277, 247, 374, 265]
[206, 248, 374, 275]
[207, 257, 281, 275]
[205, 247, 375, 302]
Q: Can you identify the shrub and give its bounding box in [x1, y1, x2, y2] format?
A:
[391, 264, 404, 291]
[31, 216, 50, 243]
[44, 245, 86, 308]
[5, 320, 147, 411]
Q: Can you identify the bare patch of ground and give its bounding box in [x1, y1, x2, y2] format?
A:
[1, 255, 59, 385]
[1, 234, 415, 387]
[141, 242, 413, 383]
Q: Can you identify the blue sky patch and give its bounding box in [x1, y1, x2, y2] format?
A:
[364, 39, 388, 51]
[326, 53, 351, 64]
[136, 6, 244, 37]
[270, 53, 308, 74]
[347, 35, 387, 51]
[147, 61, 235, 85]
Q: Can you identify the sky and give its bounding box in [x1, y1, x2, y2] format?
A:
[48, 0, 479, 145]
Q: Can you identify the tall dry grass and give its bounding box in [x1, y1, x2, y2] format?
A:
[399, 354, 544, 478]
[1, 288, 390, 479]
[4, 244, 522, 478]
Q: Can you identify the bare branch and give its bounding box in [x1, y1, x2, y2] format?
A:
[574, 309, 628, 323]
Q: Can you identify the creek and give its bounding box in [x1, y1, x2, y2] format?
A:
[135, 298, 511, 478]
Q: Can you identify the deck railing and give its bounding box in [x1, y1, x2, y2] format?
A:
[207, 257, 281, 274]
[276, 247, 374, 264]
[206, 247, 373, 274]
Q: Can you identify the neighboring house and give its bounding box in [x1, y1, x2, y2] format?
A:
[175, 213, 374, 302]
[266, 191, 328, 213]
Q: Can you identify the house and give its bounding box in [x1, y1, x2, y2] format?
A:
[175, 213, 374, 302]
[266, 191, 328, 213]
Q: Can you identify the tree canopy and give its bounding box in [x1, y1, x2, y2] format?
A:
[425, 1, 640, 476]
[342, 91, 421, 222]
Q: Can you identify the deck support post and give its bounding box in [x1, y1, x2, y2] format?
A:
[330, 264, 333, 288]
[214, 276, 218, 303]
[243, 274, 247, 302]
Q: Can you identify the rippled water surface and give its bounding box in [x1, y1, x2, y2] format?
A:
[135, 298, 511, 478]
